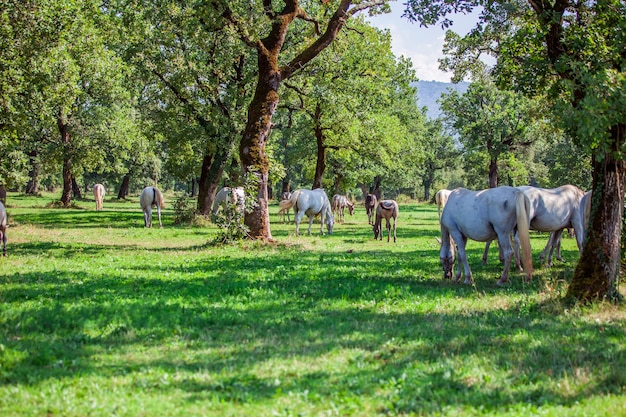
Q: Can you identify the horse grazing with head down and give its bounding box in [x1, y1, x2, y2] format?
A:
[279, 189, 334, 236]
[373, 200, 398, 242]
[439, 187, 533, 285]
[0, 201, 7, 256]
[212, 186, 245, 216]
[278, 191, 292, 223]
[364, 194, 377, 225]
[331, 194, 354, 223]
[140, 186, 165, 228]
[93, 184, 105, 211]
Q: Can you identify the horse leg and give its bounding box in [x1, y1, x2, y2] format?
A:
[1, 230, 5, 256]
[393, 216, 397, 243]
[294, 211, 304, 236]
[482, 241, 491, 265]
[308, 215, 314, 236]
[157, 205, 162, 228]
[496, 234, 515, 285]
[385, 219, 388, 243]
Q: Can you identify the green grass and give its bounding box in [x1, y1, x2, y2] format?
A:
[1, 192, 625, 416]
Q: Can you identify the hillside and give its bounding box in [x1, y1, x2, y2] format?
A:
[415, 80, 469, 120]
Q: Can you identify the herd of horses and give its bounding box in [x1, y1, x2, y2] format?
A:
[0, 183, 592, 287]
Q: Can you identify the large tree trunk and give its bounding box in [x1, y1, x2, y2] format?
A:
[58, 115, 72, 207]
[568, 126, 626, 301]
[71, 177, 82, 199]
[197, 141, 234, 216]
[239, 73, 276, 240]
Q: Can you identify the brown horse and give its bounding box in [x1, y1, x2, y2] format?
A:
[364, 194, 377, 225]
[373, 200, 398, 243]
[331, 194, 354, 223]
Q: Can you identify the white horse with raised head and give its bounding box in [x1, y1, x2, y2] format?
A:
[212, 186, 245, 216]
[435, 189, 452, 222]
[93, 184, 105, 211]
[0, 201, 7, 256]
[439, 186, 533, 285]
[140, 186, 165, 228]
[373, 199, 398, 242]
[331, 194, 354, 223]
[279, 188, 334, 236]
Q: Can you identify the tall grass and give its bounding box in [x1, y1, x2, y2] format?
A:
[0, 192, 625, 416]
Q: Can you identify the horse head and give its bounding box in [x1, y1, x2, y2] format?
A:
[347, 201, 354, 215]
[325, 211, 334, 234]
[437, 237, 456, 280]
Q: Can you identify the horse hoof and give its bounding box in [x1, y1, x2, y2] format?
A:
[496, 279, 509, 286]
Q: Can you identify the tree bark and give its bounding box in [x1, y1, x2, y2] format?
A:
[58, 115, 72, 207]
[117, 173, 130, 199]
[568, 125, 626, 301]
[71, 176, 82, 199]
[488, 157, 498, 189]
[25, 148, 39, 194]
[313, 104, 326, 190]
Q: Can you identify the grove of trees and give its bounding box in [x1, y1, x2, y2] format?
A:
[1, 0, 624, 301]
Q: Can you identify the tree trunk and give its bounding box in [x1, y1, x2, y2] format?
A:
[72, 177, 82, 199]
[312, 103, 326, 190]
[118, 173, 130, 199]
[58, 115, 72, 207]
[239, 75, 275, 239]
[568, 125, 626, 301]
[333, 172, 343, 196]
[488, 157, 498, 188]
[197, 141, 234, 215]
[25, 148, 39, 194]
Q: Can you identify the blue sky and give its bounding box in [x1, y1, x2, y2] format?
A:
[367, 2, 479, 82]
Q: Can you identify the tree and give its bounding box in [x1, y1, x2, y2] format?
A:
[439, 75, 536, 189]
[405, 0, 626, 301]
[418, 119, 458, 201]
[218, 0, 389, 240]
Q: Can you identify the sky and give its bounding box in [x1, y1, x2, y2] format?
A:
[367, 2, 480, 83]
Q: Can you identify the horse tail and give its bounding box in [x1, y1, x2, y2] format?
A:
[156, 188, 165, 209]
[279, 189, 300, 211]
[514, 191, 533, 282]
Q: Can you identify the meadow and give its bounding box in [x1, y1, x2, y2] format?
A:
[1, 191, 625, 416]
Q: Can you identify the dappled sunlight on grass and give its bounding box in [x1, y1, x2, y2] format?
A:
[1, 193, 625, 415]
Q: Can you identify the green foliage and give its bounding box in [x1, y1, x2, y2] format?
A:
[211, 172, 259, 244]
[172, 193, 196, 225]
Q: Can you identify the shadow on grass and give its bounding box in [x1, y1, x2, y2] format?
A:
[1, 244, 622, 414]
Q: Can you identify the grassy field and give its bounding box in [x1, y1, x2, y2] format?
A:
[1, 191, 625, 416]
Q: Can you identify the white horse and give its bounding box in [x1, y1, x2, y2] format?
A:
[0, 201, 6, 256]
[93, 184, 105, 211]
[538, 189, 591, 265]
[279, 189, 334, 236]
[140, 186, 165, 228]
[373, 200, 398, 242]
[435, 189, 452, 222]
[278, 191, 292, 223]
[439, 187, 533, 285]
[212, 186, 245, 216]
[331, 194, 354, 223]
[514, 185, 586, 266]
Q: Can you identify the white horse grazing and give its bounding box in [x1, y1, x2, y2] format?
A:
[212, 186, 245, 216]
[435, 189, 452, 222]
[0, 201, 7, 256]
[538, 189, 591, 265]
[140, 186, 165, 228]
[331, 194, 354, 223]
[514, 185, 586, 266]
[93, 184, 105, 211]
[439, 187, 533, 285]
[279, 188, 334, 236]
[373, 200, 398, 242]
[278, 191, 292, 223]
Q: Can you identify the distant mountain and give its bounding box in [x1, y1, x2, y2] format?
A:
[415, 80, 470, 120]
